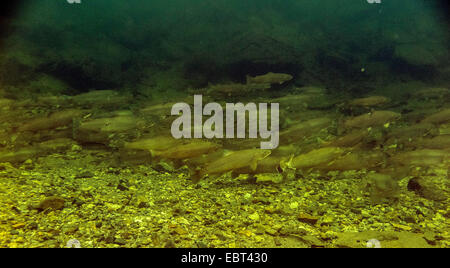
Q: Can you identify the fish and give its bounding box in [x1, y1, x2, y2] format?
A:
[18, 109, 85, 132]
[421, 109, 450, 125]
[344, 111, 401, 129]
[323, 129, 369, 148]
[280, 117, 332, 143]
[231, 155, 293, 175]
[124, 136, 182, 152]
[151, 140, 221, 160]
[192, 149, 271, 183]
[207, 83, 271, 97]
[349, 96, 390, 107]
[290, 147, 345, 170]
[246, 72, 293, 85]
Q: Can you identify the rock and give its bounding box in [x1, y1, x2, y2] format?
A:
[114, 237, 127, 245]
[152, 161, 175, 173]
[255, 173, 284, 184]
[298, 235, 326, 248]
[137, 201, 149, 209]
[335, 231, 432, 248]
[407, 177, 447, 202]
[62, 224, 79, 235]
[75, 170, 94, 179]
[297, 213, 319, 225]
[289, 202, 299, 210]
[248, 212, 260, 221]
[36, 196, 65, 211]
[12, 223, 26, 229]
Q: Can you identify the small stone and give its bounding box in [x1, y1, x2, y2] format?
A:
[289, 202, 299, 209]
[264, 206, 276, 214]
[273, 237, 282, 246]
[249, 212, 260, 221]
[320, 215, 334, 225]
[153, 162, 175, 173]
[164, 240, 176, 248]
[265, 227, 278, 236]
[62, 225, 79, 235]
[114, 237, 127, 245]
[117, 184, 128, 191]
[297, 213, 319, 225]
[392, 223, 412, 231]
[174, 227, 188, 235]
[75, 171, 94, 179]
[423, 231, 437, 246]
[27, 222, 38, 230]
[196, 240, 208, 248]
[36, 196, 65, 211]
[137, 201, 149, 209]
[12, 223, 26, 229]
[361, 210, 371, 218]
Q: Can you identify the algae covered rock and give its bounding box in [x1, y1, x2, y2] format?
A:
[335, 231, 432, 248]
[36, 196, 65, 212]
[408, 177, 448, 202]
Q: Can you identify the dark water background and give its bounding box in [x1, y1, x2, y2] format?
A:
[0, 0, 449, 98]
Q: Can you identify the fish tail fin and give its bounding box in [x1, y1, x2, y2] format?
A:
[280, 154, 294, 171]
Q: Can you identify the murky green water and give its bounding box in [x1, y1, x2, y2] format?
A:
[0, 0, 448, 248]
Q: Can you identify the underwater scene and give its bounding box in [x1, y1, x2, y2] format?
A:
[0, 0, 449, 249]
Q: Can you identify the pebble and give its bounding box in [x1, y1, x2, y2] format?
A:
[289, 202, 299, 209]
[248, 212, 260, 221]
[297, 213, 319, 225]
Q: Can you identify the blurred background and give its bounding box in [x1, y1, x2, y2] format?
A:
[0, 0, 448, 99]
